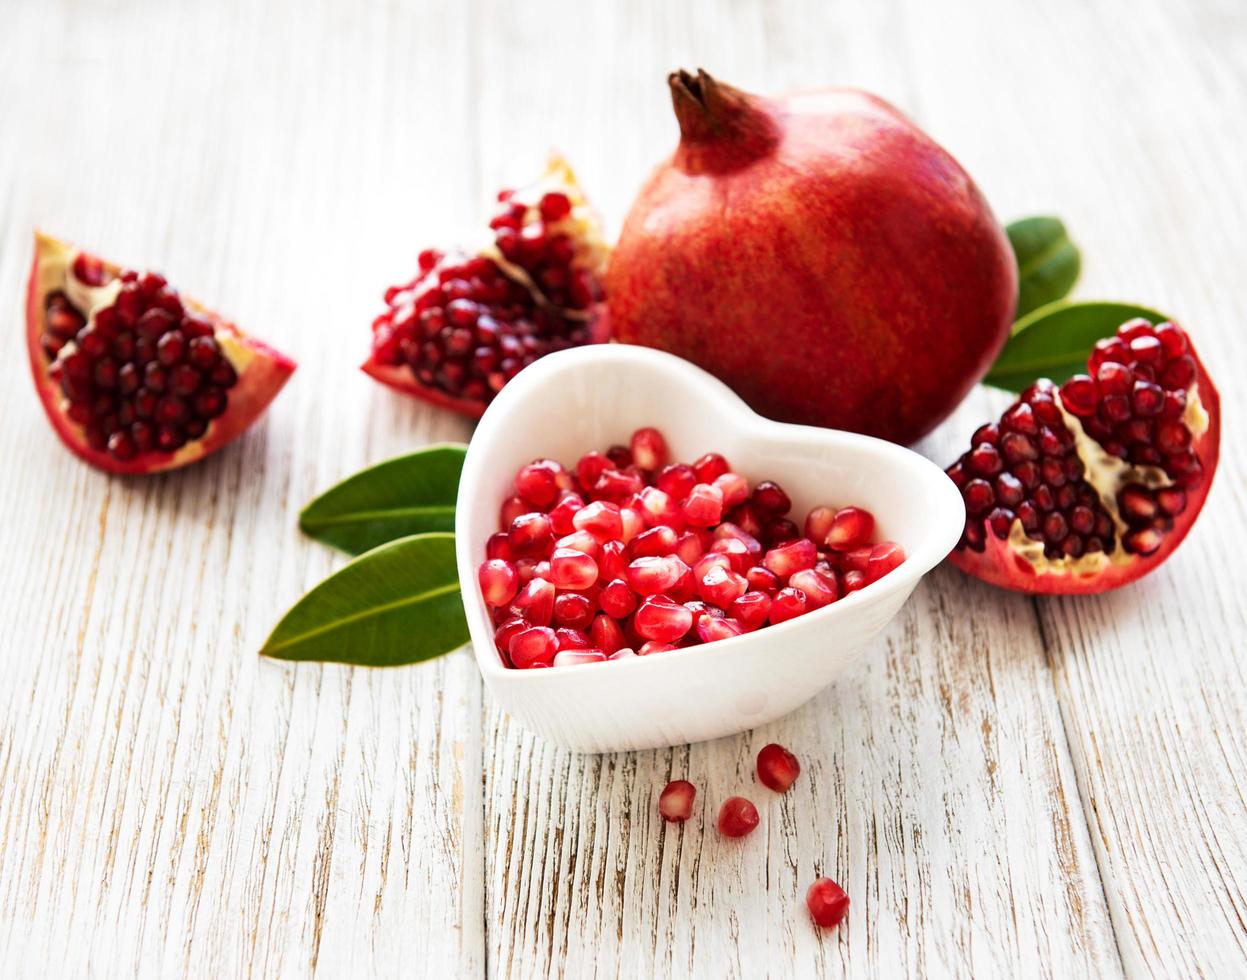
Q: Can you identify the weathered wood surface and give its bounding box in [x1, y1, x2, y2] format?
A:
[0, 0, 1243, 976]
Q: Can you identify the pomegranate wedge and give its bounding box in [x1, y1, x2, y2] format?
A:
[26, 232, 295, 474]
[361, 155, 609, 417]
[947, 318, 1220, 593]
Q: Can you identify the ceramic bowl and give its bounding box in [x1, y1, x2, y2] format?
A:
[455, 345, 964, 753]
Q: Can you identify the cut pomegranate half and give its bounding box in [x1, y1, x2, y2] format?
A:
[26, 233, 296, 474]
[362, 155, 610, 417]
[947, 318, 1220, 593]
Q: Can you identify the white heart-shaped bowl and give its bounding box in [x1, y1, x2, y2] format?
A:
[455, 345, 965, 753]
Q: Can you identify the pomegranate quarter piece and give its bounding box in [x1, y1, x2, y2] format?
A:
[26, 233, 295, 474]
[947, 318, 1220, 593]
[807, 877, 850, 929]
[362, 156, 610, 417]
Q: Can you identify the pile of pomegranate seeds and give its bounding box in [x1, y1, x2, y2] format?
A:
[370, 187, 603, 410]
[42, 258, 239, 461]
[478, 427, 907, 669]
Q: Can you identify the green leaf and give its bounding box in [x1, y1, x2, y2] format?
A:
[299, 444, 466, 555]
[984, 301, 1168, 393]
[1007, 216, 1081, 319]
[260, 533, 468, 667]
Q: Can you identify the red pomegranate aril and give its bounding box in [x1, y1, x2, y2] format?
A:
[789, 569, 838, 608]
[659, 780, 696, 822]
[696, 615, 744, 643]
[590, 613, 627, 654]
[730, 591, 771, 630]
[599, 578, 637, 618]
[515, 460, 563, 508]
[710, 537, 752, 574]
[547, 494, 584, 535]
[746, 565, 781, 594]
[757, 743, 800, 792]
[631, 524, 679, 558]
[608, 648, 637, 660]
[752, 480, 791, 516]
[576, 451, 613, 491]
[634, 595, 694, 642]
[717, 797, 760, 838]
[769, 587, 808, 624]
[553, 592, 596, 630]
[682, 483, 724, 526]
[510, 626, 558, 669]
[656, 463, 697, 500]
[552, 649, 606, 667]
[630, 427, 668, 471]
[626, 555, 690, 596]
[485, 532, 514, 562]
[807, 877, 850, 929]
[803, 506, 836, 545]
[574, 500, 624, 540]
[511, 577, 555, 626]
[674, 531, 706, 565]
[824, 506, 875, 551]
[509, 512, 553, 555]
[763, 538, 817, 580]
[698, 564, 748, 607]
[555, 627, 592, 650]
[691, 452, 729, 483]
[637, 640, 675, 655]
[550, 548, 599, 590]
[478, 559, 520, 607]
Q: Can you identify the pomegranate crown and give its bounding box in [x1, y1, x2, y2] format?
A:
[667, 68, 779, 172]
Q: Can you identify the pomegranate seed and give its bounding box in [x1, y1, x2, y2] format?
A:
[657, 464, 698, 500]
[659, 780, 696, 822]
[1155, 321, 1188, 358]
[745, 565, 781, 594]
[573, 500, 623, 540]
[478, 559, 519, 607]
[608, 648, 637, 660]
[717, 797, 760, 838]
[695, 615, 743, 644]
[806, 877, 849, 929]
[637, 486, 681, 529]
[626, 555, 690, 596]
[714, 471, 750, 509]
[769, 587, 808, 624]
[690, 452, 729, 483]
[674, 531, 706, 565]
[550, 548, 599, 590]
[599, 578, 637, 618]
[639, 641, 677, 655]
[730, 591, 772, 630]
[509, 626, 557, 668]
[634, 595, 694, 642]
[553, 593, 595, 630]
[576, 451, 613, 490]
[594, 468, 644, 501]
[803, 506, 836, 544]
[515, 459, 564, 508]
[762, 538, 817, 580]
[632, 524, 679, 558]
[698, 564, 748, 606]
[509, 512, 553, 555]
[764, 518, 799, 546]
[538, 191, 572, 221]
[555, 627, 592, 650]
[752, 481, 791, 516]
[788, 569, 839, 608]
[598, 539, 627, 581]
[630, 426, 668, 471]
[757, 743, 800, 792]
[555, 528, 600, 558]
[824, 506, 875, 551]
[500, 495, 528, 528]
[590, 613, 627, 654]
[510, 577, 555, 626]
[682, 483, 725, 527]
[843, 570, 867, 592]
[619, 506, 645, 543]
[552, 649, 606, 667]
[710, 536, 752, 574]
[606, 444, 633, 468]
[866, 542, 905, 581]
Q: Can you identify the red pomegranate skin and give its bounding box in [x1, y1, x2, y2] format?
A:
[608, 71, 1018, 445]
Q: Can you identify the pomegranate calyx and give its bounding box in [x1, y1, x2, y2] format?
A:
[668, 69, 780, 171]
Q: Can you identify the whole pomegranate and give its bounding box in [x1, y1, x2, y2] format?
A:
[607, 70, 1017, 445]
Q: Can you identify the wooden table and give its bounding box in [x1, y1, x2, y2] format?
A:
[2, 0, 1245, 975]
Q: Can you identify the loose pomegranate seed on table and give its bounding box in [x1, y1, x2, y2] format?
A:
[658, 780, 696, 822]
[717, 796, 761, 838]
[806, 876, 850, 929]
[757, 743, 801, 792]
[477, 427, 908, 668]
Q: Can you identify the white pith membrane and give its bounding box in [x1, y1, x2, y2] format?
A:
[481, 154, 610, 320]
[35, 235, 252, 462]
[1004, 385, 1208, 576]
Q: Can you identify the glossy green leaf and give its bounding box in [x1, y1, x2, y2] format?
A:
[260, 533, 468, 667]
[1007, 216, 1081, 319]
[300, 444, 466, 554]
[984, 301, 1168, 393]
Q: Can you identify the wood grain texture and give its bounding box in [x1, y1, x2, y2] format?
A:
[0, 0, 1243, 976]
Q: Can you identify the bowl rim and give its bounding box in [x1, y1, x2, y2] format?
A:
[455, 344, 965, 683]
